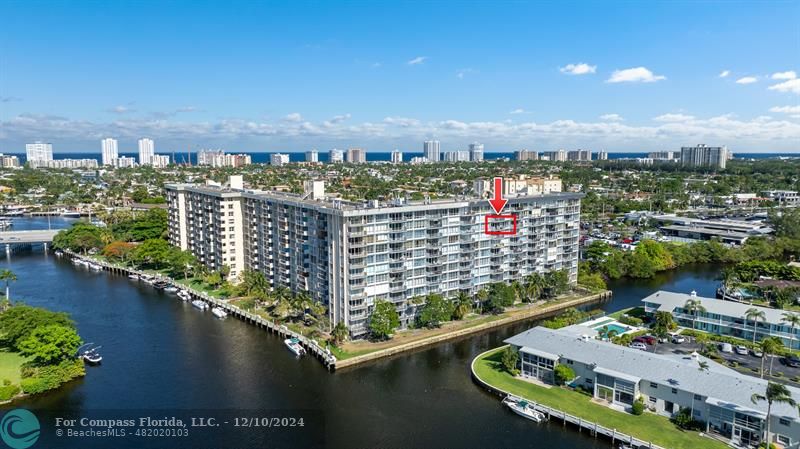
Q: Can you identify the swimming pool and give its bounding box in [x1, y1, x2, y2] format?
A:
[596, 323, 629, 335]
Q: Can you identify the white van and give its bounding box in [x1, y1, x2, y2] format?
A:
[720, 343, 734, 353]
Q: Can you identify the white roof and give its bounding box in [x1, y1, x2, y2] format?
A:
[642, 290, 792, 325]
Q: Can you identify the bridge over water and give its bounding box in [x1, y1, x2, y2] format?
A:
[0, 229, 62, 255]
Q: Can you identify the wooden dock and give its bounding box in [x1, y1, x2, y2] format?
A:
[62, 250, 338, 370]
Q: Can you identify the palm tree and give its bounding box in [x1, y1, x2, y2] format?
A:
[683, 299, 706, 331]
[782, 312, 800, 350]
[759, 337, 781, 379]
[523, 273, 545, 303]
[745, 307, 767, 345]
[751, 382, 800, 447]
[475, 289, 489, 315]
[0, 269, 16, 302]
[452, 292, 472, 320]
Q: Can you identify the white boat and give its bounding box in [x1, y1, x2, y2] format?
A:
[128, 274, 139, 280]
[191, 299, 209, 310]
[164, 286, 179, 293]
[177, 290, 191, 301]
[503, 396, 546, 423]
[211, 307, 228, 319]
[88, 263, 103, 271]
[61, 211, 81, 218]
[284, 338, 305, 356]
[55, 250, 64, 257]
[139, 275, 155, 284]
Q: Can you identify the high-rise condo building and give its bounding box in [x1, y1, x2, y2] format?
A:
[443, 151, 470, 162]
[151, 154, 170, 168]
[390, 149, 403, 164]
[596, 151, 608, 161]
[542, 150, 567, 162]
[680, 144, 728, 170]
[138, 138, 155, 165]
[270, 153, 290, 166]
[167, 178, 581, 337]
[305, 150, 319, 163]
[101, 138, 118, 166]
[0, 154, 20, 168]
[329, 149, 344, 163]
[197, 150, 252, 167]
[469, 142, 484, 162]
[347, 148, 366, 163]
[515, 150, 538, 161]
[25, 142, 53, 164]
[567, 150, 591, 161]
[648, 151, 677, 160]
[423, 140, 440, 162]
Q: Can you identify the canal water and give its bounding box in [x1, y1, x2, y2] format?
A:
[0, 218, 722, 449]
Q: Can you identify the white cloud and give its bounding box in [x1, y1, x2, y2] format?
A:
[559, 63, 596, 75]
[456, 68, 475, 79]
[772, 71, 797, 80]
[719, 70, 730, 78]
[770, 106, 800, 114]
[382, 116, 420, 128]
[735, 76, 758, 84]
[509, 108, 528, 115]
[322, 113, 351, 127]
[109, 105, 135, 114]
[599, 114, 624, 121]
[371, 62, 382, 68]
[607, 67, 666, 83]
[769, 79, 800, 95]
[284, 112, 303, 122]
[653, 113, 695, 122]
[407, 56, 427, 65]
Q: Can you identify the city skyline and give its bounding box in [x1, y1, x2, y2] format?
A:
[1, 1, 798, 152]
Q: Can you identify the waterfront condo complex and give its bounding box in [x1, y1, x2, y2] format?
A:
[166, 176, 582, 337]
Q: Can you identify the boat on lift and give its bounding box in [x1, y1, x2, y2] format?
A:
[211, 307, 228, 319]
[191, 299, 209, 310]
[177, 290, 191, 301]
[284, 337, 305, 356]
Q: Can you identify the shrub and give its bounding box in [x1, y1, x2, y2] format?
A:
[619, 315, 644, 327]
[631, 400, 644, 416]
[501, 346, 519, 374]
[0, 384, 20, 401]
[554, 364, 576, 385]
[20, 359, 85, 395]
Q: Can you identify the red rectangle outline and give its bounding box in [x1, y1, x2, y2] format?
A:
[484, 214, 517, 235]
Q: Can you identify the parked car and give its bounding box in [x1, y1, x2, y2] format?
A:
[629, 342, 648, 351]
[734, 345, 748, 355]
[781, 355, 800, 368]
[750, 348, 763, 358]
[634, 335, 657, 345]
[719, 343, 734, 353]
[670, 334, 686, 344]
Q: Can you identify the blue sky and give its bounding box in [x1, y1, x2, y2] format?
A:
[1, 1, 798, 153]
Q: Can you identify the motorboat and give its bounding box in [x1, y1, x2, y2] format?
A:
[191, 299, 209, 310]
[211, 307, 228, 319]
[55, 250, 64, 257]
[88, 262, 103, 271]
[61, 210, 81, 218]
[177, 290, 191, 301]
[128, 274, 139, 280]
[502, 396, 546, 423]
[77, 343, 103, 365]
[284, 337, 305, 356]
[164, 286, 179, 294]
[139, 275, 155, 284]
[153, 281, 169, 290]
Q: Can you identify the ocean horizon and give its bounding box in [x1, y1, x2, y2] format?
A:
[2, 151, 797, 165]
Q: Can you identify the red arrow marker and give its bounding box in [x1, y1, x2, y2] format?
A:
[489, 177, 508, 214]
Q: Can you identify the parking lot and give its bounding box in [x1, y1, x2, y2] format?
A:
[645, 336, 800, 385]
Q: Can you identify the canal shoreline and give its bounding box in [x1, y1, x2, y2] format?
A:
[62, 250, 610, 371]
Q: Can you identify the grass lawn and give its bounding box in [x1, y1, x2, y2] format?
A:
[473, 347, 728, 449]
[0, 350, 28, 385]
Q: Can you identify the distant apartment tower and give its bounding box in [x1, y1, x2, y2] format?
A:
[596, 151, 608, 161]
[167, 178, 582, 337]
[423, 140, 440, 162]
[443, 151, 470, 162]
[138, 138, 154, 165]
[101, 138, 118, 166]
[390, 149, 403, 164]
[305, 150, 319, 163]
[649, 151, 677, 160]
[151, 154, 170, 168]
[515, 150, 538, 161]
[197, 150, 251, 168]
[469, 142, 484, 162]
[115, 156, 136, 168]
[567, 150, 591, 161]
[347, 148, 366, 163]
[270, 153, 290, 166]
[25, 142, 53, 164]
[0, 154, 20, 168]
[680, 144, 728, 170]
[329, 149, 344, 163]
[542, 150, 567, 162]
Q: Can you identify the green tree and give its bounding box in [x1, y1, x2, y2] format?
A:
[501, 346, 519, 374]
[751, 382, 800, 447]
[487, 283, 515, 313]
[451, 291, 472, 320]
[0, 305, 75, 351]
[0, 269, 16, 302]
[553, 364, 576, 385]
[417, 294, 452, 328]
[523, 273, 545, 302]
[683, 298, 706, 331]
[782, 312, 800, 350]
[369, 300, 400, 340]
[330, 321, 349, 345]
[745, 307, 767, 345]
[130, 238, 172, 269]
[18, 324, 82, 365]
